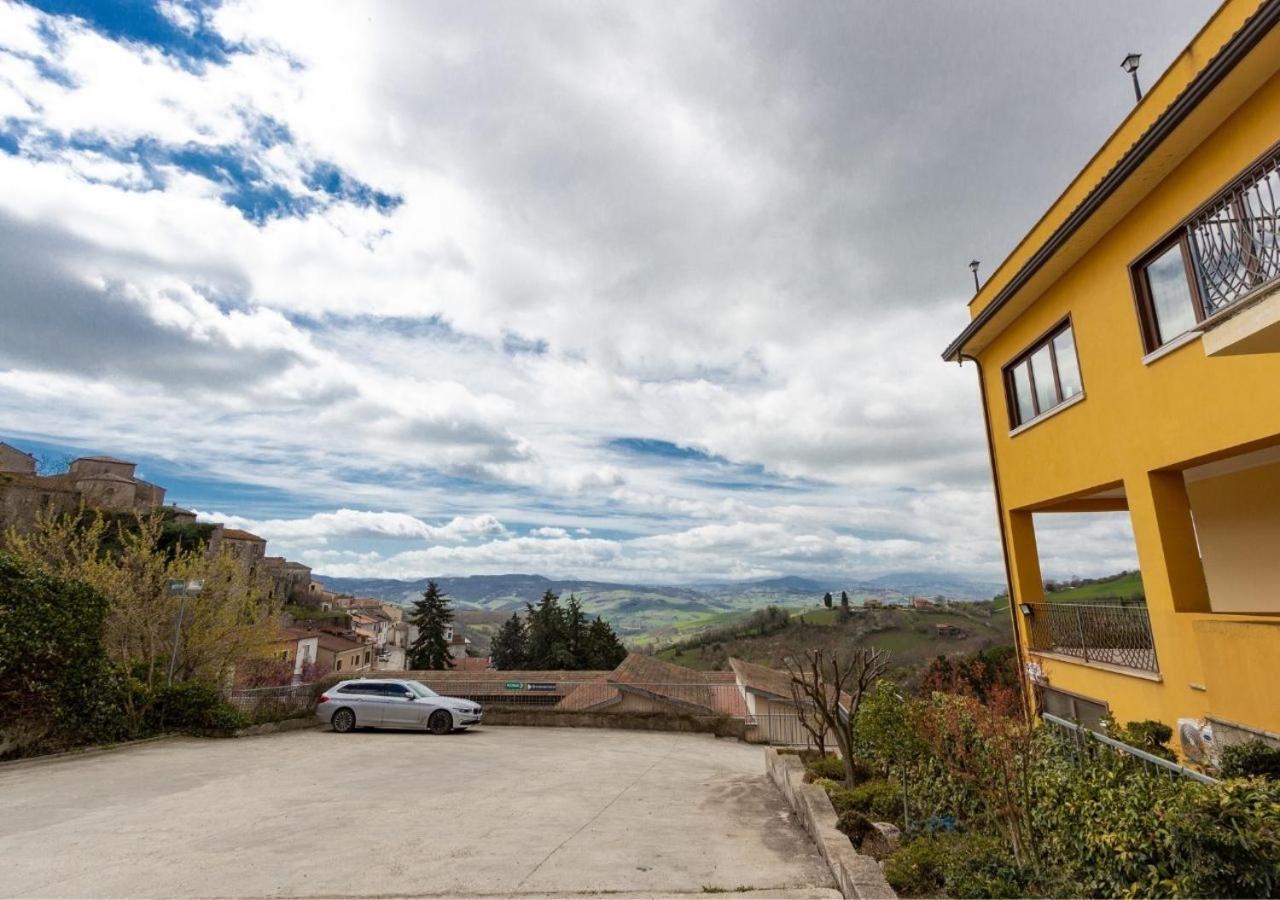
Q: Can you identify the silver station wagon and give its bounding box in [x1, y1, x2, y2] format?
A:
[316, 678, 483, 734]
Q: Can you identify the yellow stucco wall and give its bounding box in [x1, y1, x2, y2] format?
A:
[971, 25, 1280, 740]
[1186, 460, 1280, 614]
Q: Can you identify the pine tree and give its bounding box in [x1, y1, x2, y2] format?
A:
[490, 612, 527, 670]
[823, 591, 833, 609]
[565, 595, 588, 668]
[584, 616, 627, 669]
[406, 580, 454, 670]
[525, 589, 574, 669]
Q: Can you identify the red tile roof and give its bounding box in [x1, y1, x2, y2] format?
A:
[221, 528, 265, 542]
[728, 657, 797, 701]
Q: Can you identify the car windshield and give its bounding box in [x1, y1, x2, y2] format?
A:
[406, 681, 437, 697]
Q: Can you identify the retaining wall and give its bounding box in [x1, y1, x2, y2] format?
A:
[765, 748, 896, 900]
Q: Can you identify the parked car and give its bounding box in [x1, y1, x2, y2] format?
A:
[316, 678, 483, 734]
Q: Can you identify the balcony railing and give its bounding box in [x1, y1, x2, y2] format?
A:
[1189, 147, 1280, 316]
[1025, 602, 1159, 673]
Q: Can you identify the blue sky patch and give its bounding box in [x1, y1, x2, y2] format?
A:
[26, 0, 242, 71]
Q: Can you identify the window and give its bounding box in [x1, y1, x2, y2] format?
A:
[1135, 236, 1203, 350]
[1132, 142, 1280, 351]
[1039, 686, 1108, 732]
[1004, 320, 1084, 428]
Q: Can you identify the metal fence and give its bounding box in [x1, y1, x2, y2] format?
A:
[1025, 602, 1159, 673]
[226, 683, 318, 717]
[1042, 712, 1217, 785]
[409, 680, 751, 718]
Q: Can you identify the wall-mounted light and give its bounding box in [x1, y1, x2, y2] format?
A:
[1018, 603, 1034, 616]
[1121, 53, 1143, 103]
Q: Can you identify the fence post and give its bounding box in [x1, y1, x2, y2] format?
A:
[1074, 606, 1088, 662]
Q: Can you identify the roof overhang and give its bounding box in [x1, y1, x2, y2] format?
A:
[944, 0, 1280, 362]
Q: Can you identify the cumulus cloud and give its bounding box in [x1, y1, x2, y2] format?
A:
[0, 0, 1201, 582]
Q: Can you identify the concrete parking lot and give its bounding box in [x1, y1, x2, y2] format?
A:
[0, 726, 838, 898]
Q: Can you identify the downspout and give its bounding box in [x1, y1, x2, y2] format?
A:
[958, 351, 1032, 724]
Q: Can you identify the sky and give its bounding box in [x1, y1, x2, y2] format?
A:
[0, 0, 1215, 585]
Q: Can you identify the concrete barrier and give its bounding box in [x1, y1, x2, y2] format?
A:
[482, 708, 746, 738]
[765, 748, 896, 900]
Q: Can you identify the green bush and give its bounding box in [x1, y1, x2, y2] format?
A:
[145, 681, 248, 735]
[942, 834, 1027, 899]
[803, 753, 870, 785]
[1220, 740, 1280, 781]
[1108, 718, 1176, 761]
[883, 834, 951, 897]
[0, 553, 129, 756]
[835, 810, 874, 847]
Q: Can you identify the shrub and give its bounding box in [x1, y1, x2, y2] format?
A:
[145, 681, 248, 735]
[803, 753, 870, 785]
[942, 834, 1027, 899]
[1220, 740, 1280, 781]
[1108, 718, 1176, 761]
[883, 834, 951, 897]
[847, 778, 902, 820]
[835, 810, 874, 847]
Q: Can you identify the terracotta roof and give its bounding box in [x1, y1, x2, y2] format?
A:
[221, 528, 265, 542]
[448, 656, 493, 672]
[315, 633, 367, 652]
[729, 657, 797, 701]
[449, 633, 468, 645]
[610, 654, 714, 711]
[75, 455, 132, 464]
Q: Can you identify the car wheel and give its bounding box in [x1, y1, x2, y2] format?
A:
[331, 708, 356, 733]
[427, 710, 453, 735]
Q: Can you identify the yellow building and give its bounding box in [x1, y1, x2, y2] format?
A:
[944, 0, 1280, 759]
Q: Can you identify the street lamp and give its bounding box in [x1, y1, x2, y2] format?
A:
[1121, 53, 1143, 102]
[166, 579, 204, 685]
[968, 260, 981, 294]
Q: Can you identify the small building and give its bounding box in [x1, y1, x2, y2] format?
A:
[315, 633, 373, 675]
[0, 442, 36, 475]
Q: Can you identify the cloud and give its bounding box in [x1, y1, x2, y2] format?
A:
[0, 0, 1209, 582]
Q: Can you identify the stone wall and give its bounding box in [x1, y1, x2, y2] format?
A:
[765, 748, 895, 900]
[483, 707, 746, 738]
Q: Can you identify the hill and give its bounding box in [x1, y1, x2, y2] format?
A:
[1045, 570, 1145, 604]
[313, 571, 1006, 644]
[655, 601, 1013, 681]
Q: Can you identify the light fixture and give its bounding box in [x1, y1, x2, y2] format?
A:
[1121, 53, 1143, 102]
[968, 259, 981, 293]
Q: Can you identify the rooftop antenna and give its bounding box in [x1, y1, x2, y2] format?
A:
[1121, 53, 1143, 102]
[968, 260, 982, 294]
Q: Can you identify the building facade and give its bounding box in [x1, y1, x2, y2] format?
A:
[945, 0, 1280, 756]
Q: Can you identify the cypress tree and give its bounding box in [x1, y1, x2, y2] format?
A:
[823, 591, 833, 608]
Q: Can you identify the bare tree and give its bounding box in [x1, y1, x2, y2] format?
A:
[787, 663, 827, 755]
[786, 647, 889, 787]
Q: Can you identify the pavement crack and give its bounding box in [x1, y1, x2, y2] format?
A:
[513, 746, 678, 890]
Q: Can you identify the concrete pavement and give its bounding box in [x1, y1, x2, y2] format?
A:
[0, 725, 838, 898]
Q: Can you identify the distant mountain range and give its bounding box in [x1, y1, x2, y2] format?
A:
[312, 571, 1004, 641]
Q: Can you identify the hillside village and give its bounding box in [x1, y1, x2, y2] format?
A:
[0, 440, 480, 681]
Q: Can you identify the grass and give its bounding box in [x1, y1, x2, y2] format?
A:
[1046, 571, 1145, 604]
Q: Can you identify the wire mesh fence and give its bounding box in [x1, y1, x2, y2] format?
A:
[226, 682, 319, 717]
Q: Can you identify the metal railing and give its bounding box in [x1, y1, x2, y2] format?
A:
[226, 682, 318, 716]
[1189, 148, 1280, 316]
[1025, 602, 1159, 673]
[1042, 712, 1217, 785]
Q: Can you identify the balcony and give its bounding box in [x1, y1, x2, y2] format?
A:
[1025, 601, 1159, 674]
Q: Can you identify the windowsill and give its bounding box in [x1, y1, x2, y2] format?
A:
[1142, 329, 1202, 365]
[1030, 650, 1163, 682]
[1008, 391, 1085, 437]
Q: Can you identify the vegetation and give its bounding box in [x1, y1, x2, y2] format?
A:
[0, 507, 271, 758]
[406, 579, 454, 670]
[1044, 570, 1145, 605]
[489, 589, 627, 670]
[786, 647, 888, 787]
[1220, 740, 1280, 781]
[789, 648, 1280, 898]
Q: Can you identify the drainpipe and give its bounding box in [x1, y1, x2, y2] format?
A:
[959, 351, 1032, 724]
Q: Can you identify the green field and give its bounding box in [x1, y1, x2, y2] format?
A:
[1046, 571, 1145, 604]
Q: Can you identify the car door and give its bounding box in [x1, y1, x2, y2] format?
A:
[380, 683, 427, 728]
[335, 683, 383, 725]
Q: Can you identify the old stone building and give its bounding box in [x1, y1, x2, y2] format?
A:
[0, 442, 36, 475]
